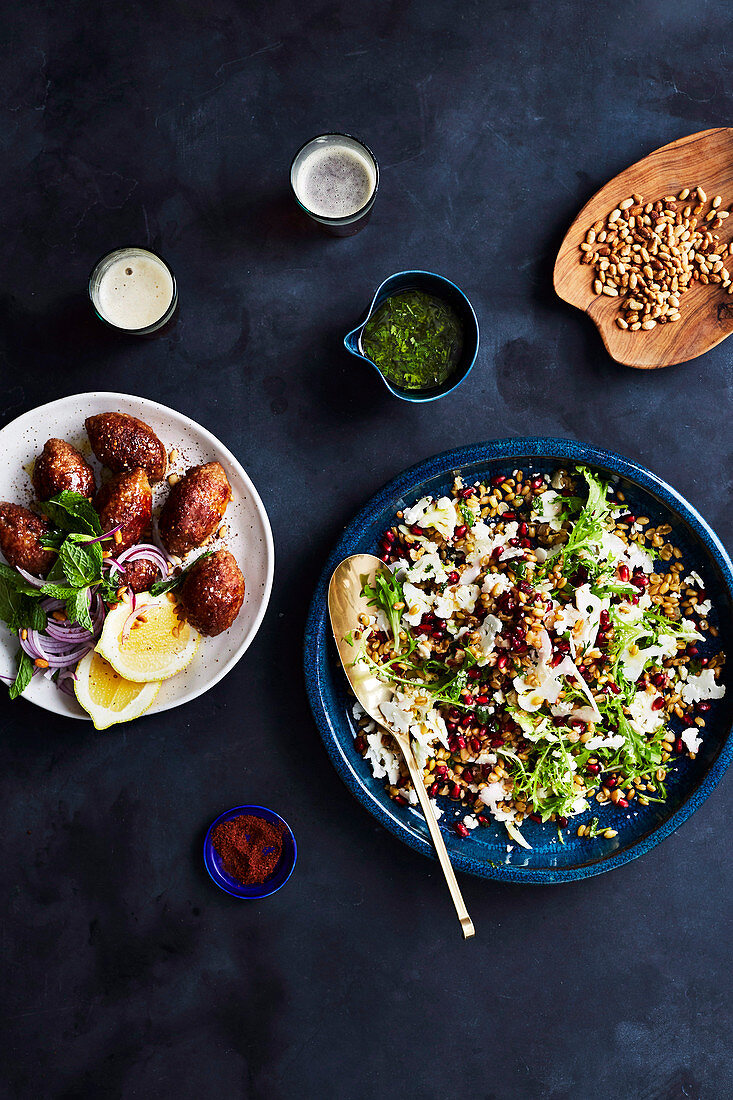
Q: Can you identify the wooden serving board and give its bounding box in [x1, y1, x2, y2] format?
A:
[554, 128, 733, 369]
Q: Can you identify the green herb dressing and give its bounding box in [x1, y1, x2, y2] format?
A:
[360, 289, 463, 391]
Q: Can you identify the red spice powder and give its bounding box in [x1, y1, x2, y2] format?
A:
[211, 814, 286, 885]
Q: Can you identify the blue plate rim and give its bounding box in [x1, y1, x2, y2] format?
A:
[304, 437, 733, 884]
[203, 804, 297, 899]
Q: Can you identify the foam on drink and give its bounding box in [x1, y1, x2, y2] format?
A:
[94, 250, 175, 331]
[293, 136, 377, 220]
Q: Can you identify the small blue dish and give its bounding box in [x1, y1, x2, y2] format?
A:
[204, 805, 297, 899]
[343, 270, 480, 402]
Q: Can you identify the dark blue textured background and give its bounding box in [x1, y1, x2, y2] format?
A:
[1, 2, 731, 1097]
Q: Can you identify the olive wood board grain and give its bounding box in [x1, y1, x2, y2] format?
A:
[554, 128, 733, 369]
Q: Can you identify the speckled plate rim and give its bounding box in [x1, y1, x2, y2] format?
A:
[0, 392, 275, 720]
[304, 438, 733, 884]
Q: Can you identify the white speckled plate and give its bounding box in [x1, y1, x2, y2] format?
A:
[0, 392, 274, 720]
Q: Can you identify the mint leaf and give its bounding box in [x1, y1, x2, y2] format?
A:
[65, 589, 93, 632]
[39, 491, 101, 536]
[0, 574, 45, 633]
[40, 582, 77, 600]
[0, 563, 44, 596]
[9, 650, 34, 700]
[59, 539, 101, 588]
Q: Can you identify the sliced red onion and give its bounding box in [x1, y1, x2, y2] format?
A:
[16, 567, 45, 588]
[83, 523, 122, 546]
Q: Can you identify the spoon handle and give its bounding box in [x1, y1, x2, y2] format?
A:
[392, 728, 475, 940]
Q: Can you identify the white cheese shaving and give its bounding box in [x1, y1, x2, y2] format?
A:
[681, 669, 725, 705]
[681, 728, 702, 754]
[627, 689, 665, 736]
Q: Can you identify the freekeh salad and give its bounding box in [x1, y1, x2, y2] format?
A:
[347, 465, 726, 847]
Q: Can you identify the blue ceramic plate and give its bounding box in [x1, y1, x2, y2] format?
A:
[304, 439, 733, 883]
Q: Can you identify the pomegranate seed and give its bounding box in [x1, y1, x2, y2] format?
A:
[616, 797, 629, 808]
[496, 655, 508, 669]
[686, 645, 699, 656]
[460, 486, 476, 498]
[675, 739, 684, 754]
[380, 553, 390, 563]
[551, 652, 564, 667]
[631, 595, 640, 605]
[455, 525, 467, 539]
[477, 814, 489, 826]
[460, 715, 472, 729]
[587, 763, 601, 774]
[410, 524, 422, 535]
[531, 476, 544, 490]
[450, 783, 461, 799]
[490, 475, 505, 486]
[700, 657, 709, 666]
[456, 735, 467, 750]
[354, 736, 366, 754]
[698, 589, 707, 601]
[697, 701, 711, 712]
[617, 564, 630, 582]
[467, 667, 480, 680]
[518, 522, 528, 536]
[619, 513, 636, 524]
[383, 530, 395, 543]
[529, 812, 542, 823]
[492, 544, 504, 559]
[508, 537, 520, 547]
[394, 795, 408, 807]
[558, 816, 569, 828]
[470, 737, 482, 753]
[514, 626, 526, 641]
[447, 570, 459, 584]
[463, 693, 475, 706]
[605, 775, 617, 789]
[652, 672, 667, 687]
[520, 538, 531, 548]
[428, 781, 439, 797]
[651, 696, 665, 711]
[462, 768, 474, 783]
[454, 822, 470, 838]
[490, 737, 504, 748]
[503, 511, 516, 521]
[434, 765, 448, 778]
[476, 695, 489, 705]
[600, 609, 610, 629]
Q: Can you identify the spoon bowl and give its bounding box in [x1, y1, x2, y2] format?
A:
[328, 553, 475, 939]
[554, 127, 733, 368]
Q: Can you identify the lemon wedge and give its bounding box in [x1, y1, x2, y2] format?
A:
[96, 592, 200, 683]
[74, 650, 161, 730]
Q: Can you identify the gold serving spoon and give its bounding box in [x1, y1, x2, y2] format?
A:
[328, 553, 475, 940]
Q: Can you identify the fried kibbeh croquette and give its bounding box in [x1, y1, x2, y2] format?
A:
[94, 468, 152, 553]
[0, 503, 56, 576]
[178, 549, 245, 636]
[32, 438, 96, 501]
[122, 557, 159, 594]
[159, 461, 231, 556]
[85, 412, 167, 482]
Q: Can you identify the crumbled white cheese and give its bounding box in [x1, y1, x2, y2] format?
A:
[405, 551, 447, 586]
[584, 733, 625, 751]
[681, 728, 702, 754]
[684, 571, 704, 587]
[429, 798, 443, 820]
[627, 690, 665, 736]
[479, 780, 515, 822]
[696, 599, 712, 616]
[401, 581, 433, 626]
[463, 815, 479, 830]
[532, 489, 563, 531]
[474, 614, 503, 665]
[681, 669, 725, 704]
[364, 733, 401, 785]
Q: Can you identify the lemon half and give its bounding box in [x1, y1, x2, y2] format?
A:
[96, 592, 200, 683]
[75, 650, 161, 730]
